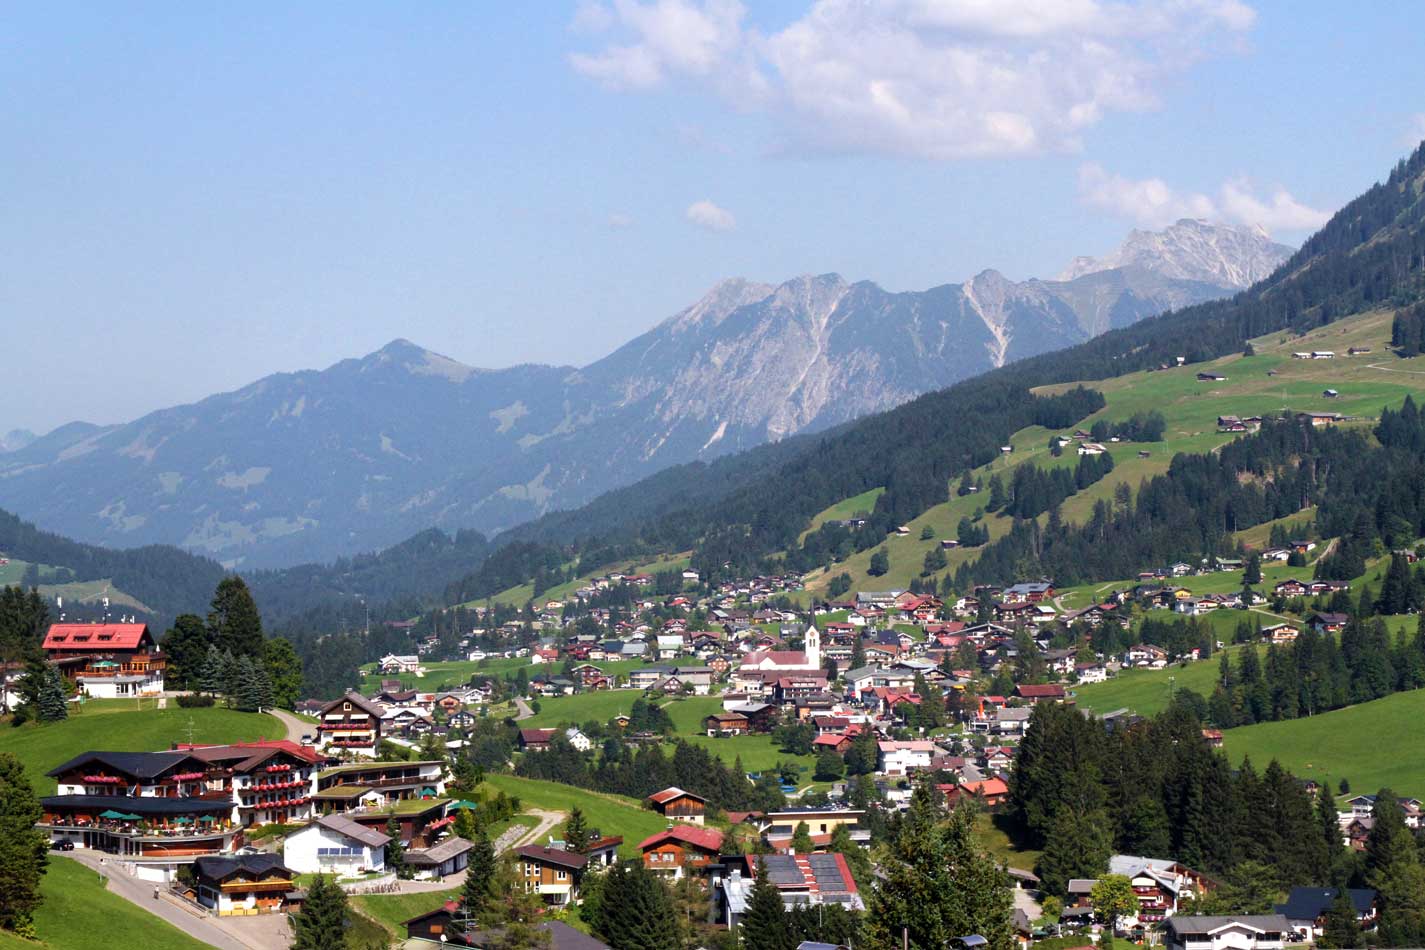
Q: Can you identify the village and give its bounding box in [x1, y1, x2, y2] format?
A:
[17, 522, 1408, 950]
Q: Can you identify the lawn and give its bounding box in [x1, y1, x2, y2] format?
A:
[681, 734, 813, 775]
[353, 886, 461, 937]
[482, 774, 665, 855]
[1221, 688, 1425, 798]
[523, 690, 646, 727]
[30, 857, 212, 950]
[0, 706, 283, 794]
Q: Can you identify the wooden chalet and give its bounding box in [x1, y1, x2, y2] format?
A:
[43, 623, 166, 698]
[646, 787, 707, 825]
[316, 691, 384, 753]
[193, 853, 297, 915]
[639, 825, 725, 879]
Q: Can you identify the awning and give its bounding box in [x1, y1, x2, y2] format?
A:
[448, 800, 479, 811]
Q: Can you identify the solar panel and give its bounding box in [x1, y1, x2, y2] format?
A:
[763, 855, 805, 885]
[807, 854, 847, 890]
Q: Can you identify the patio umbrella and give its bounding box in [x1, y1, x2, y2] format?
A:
[118, 812, 142, 821]
[173, 817, 193, 824]
[98, 809, 128, 819]
[448, 800, 479, 811]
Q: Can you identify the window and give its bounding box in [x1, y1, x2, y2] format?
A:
[556, 870, 567, 881]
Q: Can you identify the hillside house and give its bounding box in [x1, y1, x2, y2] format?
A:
[1164, 915, 1290, 950]
[1274, 887, 1378, 940]
[877, 741, 933, 776]
[43, 623, 166, 698]
[516, 844, 589, 906]
[713, 853, 864, 928]
[193, 853, 297, 916]
[284, 814, 390, 876]
[639, 825, 724, 879]
[647, 787, 707, 825]
[315, 692, 384, 755]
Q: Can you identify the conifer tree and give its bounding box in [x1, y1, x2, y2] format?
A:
[563, 807, 590, 854]
[36, 666, 68, 722]
[462, 830, 497, 919]
[594, 862, 681, 950]
[791, 821, 814, 855]
[386, 816, 409, 879]
[0, 754, 47, 936]
[291, 874, 349, 950]
[1321, 888, 1362, 949]
[743, 857, 795, 950]
[199, 644, 225, 695]
[207, 575, 264, 659]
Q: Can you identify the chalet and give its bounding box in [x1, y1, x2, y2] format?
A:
[713, 853, 864, 928]
[1003, 581, 1060, 601]
[518, 728, 557, 752]
[405, 835, 474, 881]
[723, 701, 778, 733]
[404, 901, 612, 950]
[877, 740, 933, 776]
[1201, 729, 1224, 748]
[1014, 683, 1067, 703]
[1297, 411, 1344, 426]
[1196, 372, 1227, 382]
[378, 654, 422, 674]
[1110, 854, 1216, 924]
[647, 787, 707, 825]
[42, 623, 165, 698]
[943, 778, 1010, 808]
[1308, 612, 1349, 635]
[1126, 644, 1169, 668]
[704, 712, 751, 737]
[1274, 887, 1378, 940]
[312, 760, 446, 812]
[1164, 915, 1290, 950]
[639, 825, 724, 879]
[1311, 350, 1335, 359]
[811, 733, 852, 754]
[316, 692, 384, 755]
[193, 853, 297, 916]
[284, 814, 390, 875]
[516, 844, 589, 906]
[1261, 624, 1299, 644]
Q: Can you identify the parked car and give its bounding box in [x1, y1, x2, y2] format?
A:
[51, 839, 75, 851]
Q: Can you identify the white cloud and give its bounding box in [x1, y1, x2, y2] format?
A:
[568, 0, 1256, 160]
[1078, 162, 1330, 233]
[607, 212, 634, 229]
[685, 199, 736, 232]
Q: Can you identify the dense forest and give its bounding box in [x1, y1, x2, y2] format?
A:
[957, 397, 1425, 588]
[1010, 702, 1425, 945]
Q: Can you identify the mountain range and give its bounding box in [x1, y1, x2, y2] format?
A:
[0, 220, 1292, 569]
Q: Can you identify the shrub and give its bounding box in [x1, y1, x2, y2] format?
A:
[176, 693, 215, 708]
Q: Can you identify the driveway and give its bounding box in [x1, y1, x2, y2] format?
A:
[265, 707, 312, 743]
[63, 852, 261, 950]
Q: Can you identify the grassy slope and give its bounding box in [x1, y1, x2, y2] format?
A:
[797, 309, 1421, 597]
[481, 552, 695, 610]
[353, 886, 461, 937]
[30, 858, 211, 950]
[1221, 688, 1425, 796]
[1, 706, 282, 795]
[483, 774, 665, 856]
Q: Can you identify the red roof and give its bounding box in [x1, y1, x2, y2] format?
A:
[1015, 684, 1066, 699]
[519, 728, 556, 743]
[178, 739, 323, 764]
[43, 623, 151, 652]
[647, 786, 706, 806]
[638, 825, 724, 853]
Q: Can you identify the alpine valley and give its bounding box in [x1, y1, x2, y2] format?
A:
[0, 220, 1290, 569]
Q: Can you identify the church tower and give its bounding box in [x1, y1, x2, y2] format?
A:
[803, 624, 821, 669]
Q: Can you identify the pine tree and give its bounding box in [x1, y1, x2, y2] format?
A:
[199, 644, 225, 695]
[1037, 805, 1112, 897]
[291, 874, 349, 950]
[0, 754, 47, 936]
[36, 666, 67, 722]
[1321, 888, 1362, 949]
[207, 576, 264, 659]
[743, 857, 795, 950]
[386, 816, 409, 880]
[232, 655, 261, 712]
[564, 807, 590, 854]
[595, 862, 681, 950]
[462, 830, 497, 918]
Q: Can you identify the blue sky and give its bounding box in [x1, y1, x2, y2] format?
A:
[3, 1, 1422, 433]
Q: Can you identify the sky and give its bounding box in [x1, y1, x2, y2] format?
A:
[3, 1, 1423, 434]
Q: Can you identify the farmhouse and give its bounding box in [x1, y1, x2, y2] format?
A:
[647, 787, 707, 824]
[639, 825, 724, 879]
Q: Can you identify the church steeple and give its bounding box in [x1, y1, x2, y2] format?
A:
[803, 624, 821, 669]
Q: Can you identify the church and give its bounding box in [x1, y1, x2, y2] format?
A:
[736, 626, 823, 673]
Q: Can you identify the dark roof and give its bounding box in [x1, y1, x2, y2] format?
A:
[1276, 887, 1377, 921]
[1165, 916, 1290, 937]
[45, 750, 196, 779]
[466, 921, 609, 950]
[193, 853, 292, 882]
[406, 837, 474, 866]
[312, 814, 391, 848]
[515, 845, 588, 871]
[320, 691, 384, 717]
[40, 794, 232, 815]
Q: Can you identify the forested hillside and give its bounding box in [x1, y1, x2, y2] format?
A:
[439, 142, 1425, 601]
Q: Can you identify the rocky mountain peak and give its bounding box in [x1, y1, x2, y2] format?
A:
[1059, 219, 1294, 288]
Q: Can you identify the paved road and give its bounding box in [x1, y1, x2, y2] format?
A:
[265, 707, 311, 743]
[512, 697, 535, 720]
[63, 852, 260, 950]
